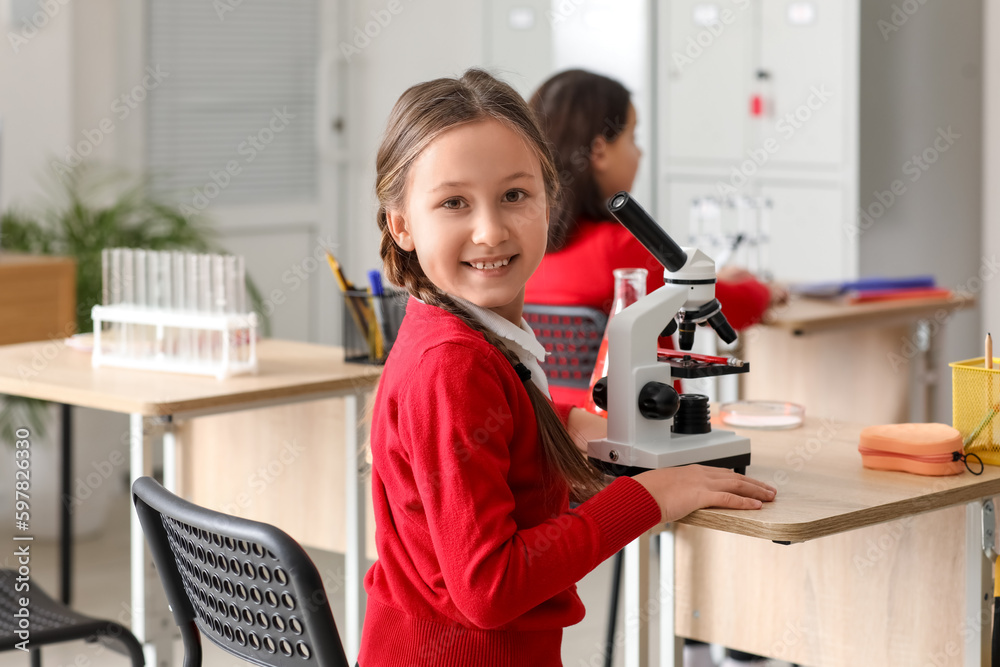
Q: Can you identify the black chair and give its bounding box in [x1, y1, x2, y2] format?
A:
[131, 476, 349, 667]
[522, 304, 607, 390]
[0, 569, 144, 666]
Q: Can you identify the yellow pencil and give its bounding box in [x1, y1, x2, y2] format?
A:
[325, 250, 381, 359]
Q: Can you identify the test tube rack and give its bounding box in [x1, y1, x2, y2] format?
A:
[93, 247, 257, 380]
[91, 305, 258, 379]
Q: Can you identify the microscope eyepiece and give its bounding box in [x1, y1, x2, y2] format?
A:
[607, 192, 688, 273]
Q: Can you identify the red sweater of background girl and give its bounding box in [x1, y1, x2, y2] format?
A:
[525, 218, 771, 404]
[359, 299, 662, 667]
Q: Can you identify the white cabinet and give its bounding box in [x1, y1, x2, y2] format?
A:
[656, 0, 983, 423]
[658, 0, 858, 282]
[760, 182, 847, 280]
[663, 0, 754, 163]
[757, 0, 849, 168]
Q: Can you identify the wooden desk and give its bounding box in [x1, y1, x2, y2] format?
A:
[624, 417, 1000, 666]
[0, 338, 381, 665]
[743, 293, 974, 424]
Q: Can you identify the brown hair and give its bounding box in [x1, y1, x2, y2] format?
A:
[375, 68, 603, 502]
[529, 69, 631, 251]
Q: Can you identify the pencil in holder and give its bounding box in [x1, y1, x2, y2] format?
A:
[951, 357, 1000, 464]
[343, 289, 407, 364]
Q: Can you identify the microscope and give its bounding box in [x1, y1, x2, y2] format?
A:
[587, 192, 752, 476]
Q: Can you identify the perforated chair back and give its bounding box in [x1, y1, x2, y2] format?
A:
[131, 477, 349, 667]
[522, 304, 607, 389]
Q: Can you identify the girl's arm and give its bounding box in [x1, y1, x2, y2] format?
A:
[401, 343, 661, 629]
[566, 406, 607, 453]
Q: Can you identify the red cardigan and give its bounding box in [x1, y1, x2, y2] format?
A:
[525, 218, 771, 405]
[359, 299, 662, 666]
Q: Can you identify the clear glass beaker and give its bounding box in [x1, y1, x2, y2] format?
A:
[583, 267, 647, 416]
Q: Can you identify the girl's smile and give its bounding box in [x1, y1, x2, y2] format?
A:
[386, 119, 550, 325]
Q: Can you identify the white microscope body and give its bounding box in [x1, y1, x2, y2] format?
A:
[587, 193, 751, 475]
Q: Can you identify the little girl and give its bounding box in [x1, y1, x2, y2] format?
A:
[358, 68, 776, 667]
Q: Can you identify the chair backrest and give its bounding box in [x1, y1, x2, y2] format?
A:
[522, 304, 608, 389]
[132, 477, 349, 667]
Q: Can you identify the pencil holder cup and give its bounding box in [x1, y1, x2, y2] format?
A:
[343, 289, 407, 364]
[950, 357, 1000, 465]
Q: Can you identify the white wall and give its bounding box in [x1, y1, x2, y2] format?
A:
[859, 0, 984, 422]
[984, 2, 1000, 340]
[341, 0, 557, 293]
[0, 0, 74, 210]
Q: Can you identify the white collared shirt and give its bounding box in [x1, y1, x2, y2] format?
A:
[449, 296, 551, 399]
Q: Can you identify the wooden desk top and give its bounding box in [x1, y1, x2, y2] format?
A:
[0, 339, 382, 416]
[762, 293, 975, 335]
[0, 253, 75, 268]
[679, 416, 1000, 542]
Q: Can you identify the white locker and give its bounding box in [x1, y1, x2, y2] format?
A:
[659, 0, 856, 283]
[759, 182, 846, 281]
[664, 0, 755, 164]
[757, 0, 848, 167]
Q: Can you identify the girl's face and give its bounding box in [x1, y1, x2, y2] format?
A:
[386, 119, 549, 325]
[592, 103, 641, 200]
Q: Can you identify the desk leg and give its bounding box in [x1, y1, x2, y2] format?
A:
[59, 403, 72, 605]
[659, 528, 682, 667]
[129, 414, 173, 667]
[345, 393, 366, 663]
[965, 500, 995, 667]
[162, 416, 176, 493]
[624, 531, 650, 667]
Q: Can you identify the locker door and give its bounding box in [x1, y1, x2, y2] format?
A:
[663, 0, 755, 164]
[756, 0, 850, 168]
[761, 183, 849, 281]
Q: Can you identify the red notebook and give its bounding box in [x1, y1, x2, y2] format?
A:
[846, 287, 952, 304]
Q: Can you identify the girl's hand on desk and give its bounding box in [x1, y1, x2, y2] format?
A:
[633, 466, 776, 523]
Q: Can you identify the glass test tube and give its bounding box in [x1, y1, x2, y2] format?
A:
[688, 198, 702, 247]
[160, 252, 172, 358]
[199, 254, 213, 364]
[187, 253, 200, 363]
[110, 249, 123, 355]
[136, 250, 150, 359]
[759, 198, 772, 280]
[235, 256, 246, 314]
[101, 249, 110, 306]
[173, 252, 187, 361]
[224, 255, 239, 362]
[101, 249, 110, 356]
[122, 249, 135, 357]
[212, 255, 226, 365]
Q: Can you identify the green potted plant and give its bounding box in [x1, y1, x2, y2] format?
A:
[0, 166, 267, 537]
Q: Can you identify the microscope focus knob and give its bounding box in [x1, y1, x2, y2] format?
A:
[592, 377, 608, 411]
[637, 381, 680, 420]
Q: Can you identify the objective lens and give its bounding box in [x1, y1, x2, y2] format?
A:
[612, 193, 627, 209]
[707, 311, 737, 344]
[678, 320, 696, 350]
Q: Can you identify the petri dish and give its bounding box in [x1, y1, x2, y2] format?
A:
[719, 400, 804, 430]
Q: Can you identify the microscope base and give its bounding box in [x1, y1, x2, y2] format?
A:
[589, 429, 751, 476]
[591, 451, 751, 477]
